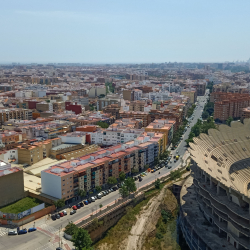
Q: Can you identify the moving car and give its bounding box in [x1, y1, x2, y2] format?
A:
[8, 230, 17, 235]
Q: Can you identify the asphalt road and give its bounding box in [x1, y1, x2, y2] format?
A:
[0, 94, 208, 250]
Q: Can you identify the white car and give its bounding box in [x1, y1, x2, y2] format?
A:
[8, 230, 17, 235]
[63, 210, 67, 215]
[91, 197, 95, 202]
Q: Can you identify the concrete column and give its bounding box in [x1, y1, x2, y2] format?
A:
[210, 176, 213, 188]
[217, 183, 220, 195]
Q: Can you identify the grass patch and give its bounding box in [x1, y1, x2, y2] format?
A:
[94, 195, 153, 250]
[0, 197, 43, 214]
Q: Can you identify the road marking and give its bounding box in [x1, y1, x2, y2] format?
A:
[37, 224, 58, 237]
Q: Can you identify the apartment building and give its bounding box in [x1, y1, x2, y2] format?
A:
[119, 111, 150, 127]
[241, 107, 250, 121]
[109, 118, 143, 129]
[0, 163, 24, 207]
[0, 131, 26, 150]
[59, 131, 88, 145]
[96, 98, 121, 111]
[41, 138, 160, 202]
[212, 93, 250, 121]
[102, 104, 121, 120]
[181, 89, 197, 103]
[195, 82, 206, 96]
[89, 127, 143, 146]
[149, 109, 182, 130]
[145, 119, 175, 146]
[36, 102, 53, 112]
[0, 108, 33, 125]
[129, 100, 145, 112]
[88, 86, 106, 98]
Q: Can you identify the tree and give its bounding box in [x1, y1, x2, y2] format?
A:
[119, 185, 129, 198]
[64, 222, 78, 236]
[123, 177, 137, 194]
[107, 176, 117, 186]
[96, 121, 109, 129]
[202, 111, 209, 120]
[53, 198, 65, 208]
[95, 186, 102, 192]
[155, 179, 161, 189]
[72, 228, 92, 250]
[119, 171, 126, 182]
[78, 189, 86, 198]
[226, 116, 233, 126]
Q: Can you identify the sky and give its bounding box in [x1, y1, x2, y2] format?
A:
[0, 0, 250, 64]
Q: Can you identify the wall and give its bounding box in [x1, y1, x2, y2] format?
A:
[41, 171, 62, 199]
[78, 193, 145, 243]
[0, 205, 56, 226]
[0, 170, 25, 207]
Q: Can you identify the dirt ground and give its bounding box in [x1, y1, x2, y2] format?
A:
[122, 186, 175, 250]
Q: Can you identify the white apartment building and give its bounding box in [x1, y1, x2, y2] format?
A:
[90, 128, 143, 145]
[59, 131, 86, 145]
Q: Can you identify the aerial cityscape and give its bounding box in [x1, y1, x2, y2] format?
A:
[1, 1, 250, 250]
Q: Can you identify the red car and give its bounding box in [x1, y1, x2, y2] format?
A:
[59, 212, 64, 217]
[72, 205, 77, 210]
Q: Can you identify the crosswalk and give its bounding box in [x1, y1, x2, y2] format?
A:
[37, 224, 59, 237]
[0, 228, 7, 237]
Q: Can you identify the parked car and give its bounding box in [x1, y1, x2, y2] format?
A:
[134, 176, 138, 180]
[97, 193, 102, 199]
[56, 247, 64, 250]
[70, 210, 76, 215]
[51, 215, 57, 220]
[112, 186, 118, 191]
[87, 198, 92, 203]
[72, 205, 77, 210]
[102, 191, 107, 196]
[94, 196, 98, 200]
[18, 229, 27, 235]
[8, 230, 17, 235]
[110, 188, 114, 192]
[91, 197, 95, 202]
[59, 212, 64, 217]
[63, 210, 67, 215]
[28, 227, 37, 232]
[76, 204, 81, 209]
[84, 200, 89, 205]
[79, 202, 84, 207]
[168, 166, 172, 169]
[138, 177, 142, 182]
[56, 214, 60, 219]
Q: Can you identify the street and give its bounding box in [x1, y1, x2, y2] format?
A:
[0, 95, 208, 250]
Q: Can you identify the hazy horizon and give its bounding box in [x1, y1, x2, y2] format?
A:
[1, 0, 250, 63]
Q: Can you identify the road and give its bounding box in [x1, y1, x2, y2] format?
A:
[0, 95, 208, 250]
